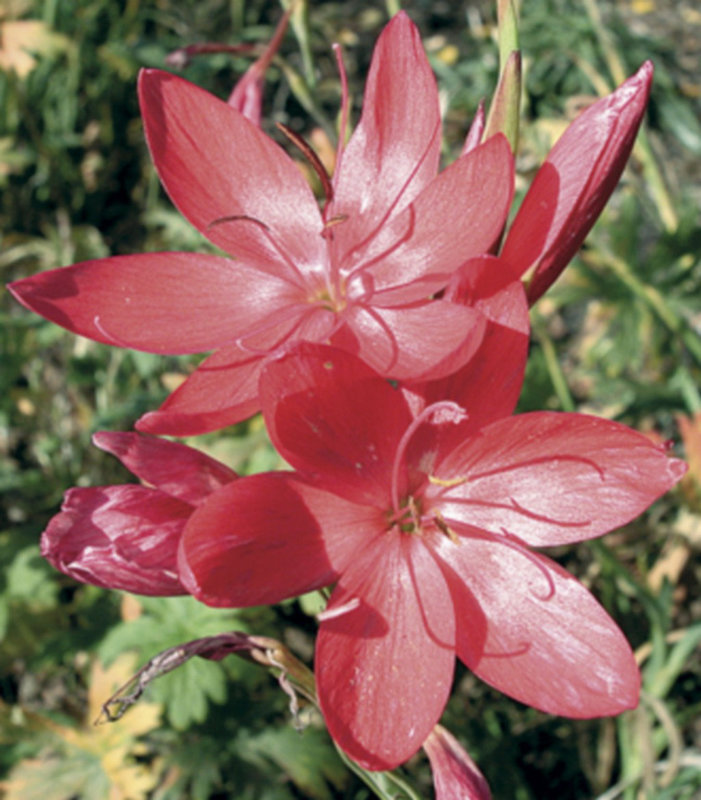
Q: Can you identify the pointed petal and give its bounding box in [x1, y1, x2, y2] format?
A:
[328, 11, 441, 263]
[317, 534, 455, 770]
[260, 343, 412, 506]
[136, 347, 266, 436]
[138, 69, 325, 273]
[332, 300, 487, 381]
[178, 473, 370, 606]
[8, 253, 297, 354]
[354, 136, 514, 303]
[409, 255, 529, 430]
[41, 486, 188, 595]
[424, 725, 492, 800]
[433, 411, 686, 546]
[462, 100, 486, 156]
[93, 432, 236, 505]
[434, 536, 640, 716]
[501, 62, 653, 302]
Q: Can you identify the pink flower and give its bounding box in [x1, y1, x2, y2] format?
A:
[178, 341, 685, 769]
[8, 11, 513, 435]
[42, 431, 236, 595]
[499, 62, 653, 303]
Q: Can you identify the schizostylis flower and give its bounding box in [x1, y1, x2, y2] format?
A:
[9, 11, 513, 435]
[178, 342, 686, 769]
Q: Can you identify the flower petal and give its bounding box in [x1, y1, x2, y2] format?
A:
[179, 473, 367, 606]
[333, 300, 487, 381]
[434, 536, 640, 717]
[93, 431, 236, 505]
[136, 346, 266, 436]
[409, 255, 529, 430]
[260, 343, 412, 506]
[317, 534, 455, 770]
[500, 62, 653, 302]
[8, 252, 298, 354]
[354, 136, 514, 303]
[41, 486, 188, 595]
[433, 411, 686, 546]
[424, 725, 492, 800]
[139, 69, 325, 275]
[328, 11, 441, 264]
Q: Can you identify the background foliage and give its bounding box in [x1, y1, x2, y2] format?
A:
[1, 0, 700, 797]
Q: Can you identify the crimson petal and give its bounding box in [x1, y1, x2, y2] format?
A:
[136, 346, 266, 436]
[41, 485, 188, 595]
[333, 300, 487, 381]
[434, 536, 640, 717]
[179, 473, 371, 607]
[432, 411, 686, 547]
[317, 534, 455, 770]
[328, 11, 441, 265]
[260, 343, 412, 506]
[410, 255, 530, 431]
[355, 136, 514, 304]
[139, 69, 325, 275]
[93, 431, 236, 505]
[8, 252, 297, 354]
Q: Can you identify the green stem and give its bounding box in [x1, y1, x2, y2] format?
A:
[334, 747, 424, 800]
[532, 312, 576, 412]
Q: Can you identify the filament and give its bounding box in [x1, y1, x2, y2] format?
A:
[206, 213, 308, 289]
[390, 400, 467, 515]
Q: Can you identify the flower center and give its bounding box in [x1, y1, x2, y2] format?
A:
[307, 280, 347, 313]
[388, 495, 424, 535]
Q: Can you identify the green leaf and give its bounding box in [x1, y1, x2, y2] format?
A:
[239, 726, 347, 800]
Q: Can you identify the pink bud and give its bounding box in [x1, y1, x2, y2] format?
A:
[500, 61, 653, 303]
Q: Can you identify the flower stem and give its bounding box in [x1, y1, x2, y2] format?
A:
[532, 311, 576, 412]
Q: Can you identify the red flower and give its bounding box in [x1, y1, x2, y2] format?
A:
[178, 342, 685, 769]
[8, 12, 513, 436]
[42, 431, 236, 595]
[499, 61, 653, 303]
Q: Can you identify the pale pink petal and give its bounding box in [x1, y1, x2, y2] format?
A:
[500, 62, 653, 302]
[432, 412, 686, 546]
[350, 136, 514, 304]
[139, 69, 325, 276]
[332, 300, 487, 381]
[260, 342, 412, 506]
[434, 535, 640, 717]
[317, 534, 455, 770]
[136, 346, 266, 436]
[8, 252, 298, 354]
[93, 431, 236, 505]
[328, 11, 441, 265]
[41, 486, 188, 595]
[424, 725, 491, 800]
[178, 473, 370, 606]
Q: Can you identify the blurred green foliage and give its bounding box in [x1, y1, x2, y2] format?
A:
[1, 0, 700, 797]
